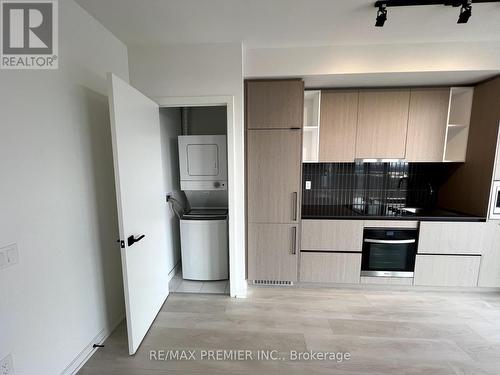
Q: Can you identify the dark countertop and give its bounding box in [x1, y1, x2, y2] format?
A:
[301, 205, 486, 222]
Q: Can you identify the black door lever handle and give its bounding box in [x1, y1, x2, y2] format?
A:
[127, 234, 145, 247]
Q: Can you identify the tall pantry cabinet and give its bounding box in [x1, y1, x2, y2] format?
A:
[246, 79, 304, 282]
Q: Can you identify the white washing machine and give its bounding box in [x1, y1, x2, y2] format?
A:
[180, 209, 228, 281]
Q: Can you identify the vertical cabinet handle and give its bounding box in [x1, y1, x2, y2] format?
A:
[290, 226, 297, 255]
[292, 192, 298, 221]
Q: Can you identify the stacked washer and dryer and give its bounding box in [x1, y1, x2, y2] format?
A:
[177, 135, 229, 281]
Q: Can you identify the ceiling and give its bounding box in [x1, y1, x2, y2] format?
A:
[302, 70, 500, 88]
[76, 0, 500, 48]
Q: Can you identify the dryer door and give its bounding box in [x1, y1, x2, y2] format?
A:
[178, 135, 227, 182]
[187, 143, 219, 176]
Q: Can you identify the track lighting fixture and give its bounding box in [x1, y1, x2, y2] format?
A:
[375, 5, 388, 27]
[373, 0, 500, 27]
[457, 0, 472, 23]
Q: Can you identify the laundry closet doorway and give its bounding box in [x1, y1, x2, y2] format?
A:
[108, 73, 238, 355]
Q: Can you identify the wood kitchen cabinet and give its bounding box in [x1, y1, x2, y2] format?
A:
[406, 88, 450, 162]
[414, 254, 480, 287]
[300, 252, 361, 283]
[355, 89, 410, 159]
[246, 80, 304, 129]
[479, 222, 500, 287]
[306, 86, 473, 162]
[418, 221, 486, 255]
[247, 129, 302, 223]
[319, 91, 359, 162]
[246, 79, 303, 282]
[247, 223, 299, 282]
[301, 220, 363, 251]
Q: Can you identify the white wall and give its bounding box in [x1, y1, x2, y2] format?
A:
[244, 41, 500, 82]
[128, 43, 246, 297]
[0, 1, 129, 374]
[159, 108, 183, 274]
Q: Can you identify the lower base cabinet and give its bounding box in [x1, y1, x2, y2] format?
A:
[247, 223, 299, 282]
[299, 252, 361, 283]
[414, 254, 481, 287]
[478, 222, 500, 287]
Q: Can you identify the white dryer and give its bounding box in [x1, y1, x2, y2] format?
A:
[178, 135, 227, 191]
[180, 209, 228, 281]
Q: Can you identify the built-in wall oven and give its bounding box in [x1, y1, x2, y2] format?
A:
[361, 228, 418, 278]
[490, 181, 500, 220]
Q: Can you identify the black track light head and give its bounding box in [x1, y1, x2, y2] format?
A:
[457, 1, 472, 23]
[375, 5, 387, 27]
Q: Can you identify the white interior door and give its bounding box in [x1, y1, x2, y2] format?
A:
[107, 73, 169, 354]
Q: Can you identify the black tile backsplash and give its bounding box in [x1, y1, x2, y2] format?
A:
[302, 162, 458, 217]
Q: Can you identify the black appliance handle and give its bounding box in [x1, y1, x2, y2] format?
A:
[364, 239, 415, 244]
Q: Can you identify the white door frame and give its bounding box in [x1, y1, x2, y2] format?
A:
[155, 95, 244, 298]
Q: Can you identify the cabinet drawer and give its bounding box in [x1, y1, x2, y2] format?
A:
[300, 252, 361, 283]
[414, 254, 480, 287]
[418, 222, 486, 254]
[301, 220, 363, 251]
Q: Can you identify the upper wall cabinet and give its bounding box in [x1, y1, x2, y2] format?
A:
[355, 89, 411, 159]
[303, 86, 474, 162]
[246, 80, 304, 129]
[303, 90, 321, 162]
[443, 87, 474, 162]
[319, 90, 359, 162]
[405, 88, 450, 162]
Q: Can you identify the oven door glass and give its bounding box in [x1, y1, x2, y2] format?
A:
[365, 243, 415, 271]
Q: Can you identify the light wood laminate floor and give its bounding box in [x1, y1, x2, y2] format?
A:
[79, 285, 500, 375]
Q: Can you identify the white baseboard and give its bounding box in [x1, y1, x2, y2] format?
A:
[64, 262, 181, 375]
[167, 261, 181, 281]
[61, 314, 124, 375]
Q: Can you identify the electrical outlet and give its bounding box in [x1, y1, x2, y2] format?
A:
[6, 246, 18, 266]
[0, 244, 18, 269]
[0, 354, 14, 375]
[305, 181, 312, 190]
[0, 252, 7, 269]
